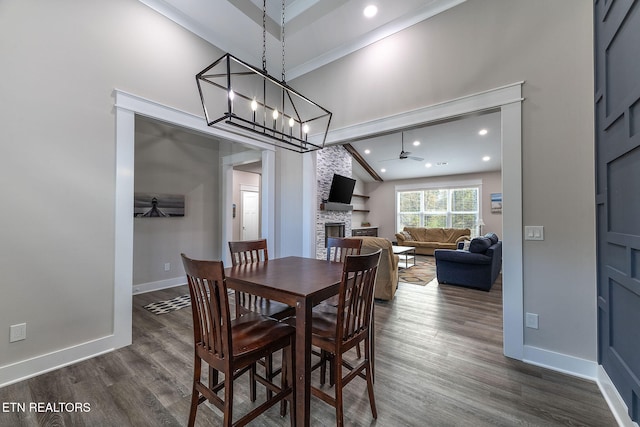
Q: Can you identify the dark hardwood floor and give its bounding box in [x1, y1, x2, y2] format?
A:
[0, 275, 618, 426]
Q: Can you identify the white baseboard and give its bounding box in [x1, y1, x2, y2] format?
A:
[597, 366, 639, 427]
[0, 335, 121, 388]
[523, 345, 638, 427]
[132, 276, 187, 295]
[523, 344, 598, 380]
[0, 279, 185, 388]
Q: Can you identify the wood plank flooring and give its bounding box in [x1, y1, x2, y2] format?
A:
[0, 275, 618, 426]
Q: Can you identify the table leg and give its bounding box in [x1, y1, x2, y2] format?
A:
[295, 298, 312, 427]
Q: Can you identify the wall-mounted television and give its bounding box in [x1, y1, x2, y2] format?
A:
[327, 174, 356, 205]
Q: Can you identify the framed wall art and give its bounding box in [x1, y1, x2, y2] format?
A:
[491, 193, 502, 214]
[134, 193, 185, 217]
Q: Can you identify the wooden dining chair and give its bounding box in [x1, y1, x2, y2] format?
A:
[310, 249, 381, 427]
[228, 239, 295, 400]
[180, 254, 295, 427]
[320, 236, 364, 374]
[326, 237, 362, 262]
[228, 239, 295, 320]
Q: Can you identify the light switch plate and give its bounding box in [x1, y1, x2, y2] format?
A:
[525, 313, 539, 329]
[524, 226, 544, 241]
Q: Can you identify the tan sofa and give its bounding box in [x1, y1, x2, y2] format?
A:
[347, 236, 399, 301]
[395, 227, 471, 256]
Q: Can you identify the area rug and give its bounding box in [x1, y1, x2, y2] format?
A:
[143, 294, 191, 315]
[398, 255, 437, 286]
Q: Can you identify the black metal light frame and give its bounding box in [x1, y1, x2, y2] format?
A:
[196, 53, 332, 153]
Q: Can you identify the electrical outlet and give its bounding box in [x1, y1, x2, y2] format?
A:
[164, 262, 170, 271]
[10, 323, 26, 342]
[525, 313, 539, 329]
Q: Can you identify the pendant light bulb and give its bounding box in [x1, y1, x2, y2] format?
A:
[272, 109, 279, 120]
[251, 98, 258, 111]
[302, 124, 310, 134]
[228, 90, 235, 101]
[289, 117, 295, 127]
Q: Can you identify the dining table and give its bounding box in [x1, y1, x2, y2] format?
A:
[224, 255, 345, 427]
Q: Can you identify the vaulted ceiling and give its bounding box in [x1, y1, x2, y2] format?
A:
[138, 0, 501, 182]
[139, 0, 466, 79]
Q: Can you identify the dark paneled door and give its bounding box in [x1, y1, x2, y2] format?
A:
[595, 0, 640, 423]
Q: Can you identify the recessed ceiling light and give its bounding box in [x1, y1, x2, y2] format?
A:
[364, 149, 371, 154]
[478, 129, 488, 136]
[413, 140, 420, 146]
[363, 5, 378, 18]
[425, 163, 432, 168]
[482, 156, 491, 161]
[380, 168, 386, 173]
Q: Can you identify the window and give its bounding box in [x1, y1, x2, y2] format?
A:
[397, 187, 480, 234]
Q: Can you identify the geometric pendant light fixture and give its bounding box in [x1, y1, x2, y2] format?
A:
[196, 0, 332, 153]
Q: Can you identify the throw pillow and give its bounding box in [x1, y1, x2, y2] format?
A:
[462, 240, 471, 251]
[469, 236, 491, 253]
[400, 230, 413, 241]
[484, 232, 499, 244]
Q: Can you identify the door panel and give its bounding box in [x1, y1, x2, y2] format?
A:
[241, 190, 260, 240]
[595, 0, 640, 423]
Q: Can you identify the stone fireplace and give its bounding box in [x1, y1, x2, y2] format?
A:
[324, 222, 345, 247]
[316, 145, 352, 259]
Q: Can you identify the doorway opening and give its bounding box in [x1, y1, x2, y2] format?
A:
[115, 84, 523, 360]
[305, 82, 524, 359]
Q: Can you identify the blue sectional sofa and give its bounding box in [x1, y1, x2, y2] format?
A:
[433, 233, 502, 291]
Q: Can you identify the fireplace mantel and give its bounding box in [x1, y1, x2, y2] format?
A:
[320, 202, 353, 211]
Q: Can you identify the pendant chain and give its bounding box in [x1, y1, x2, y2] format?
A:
[281, 0, 286, 83]
[262, 0, 267, 71]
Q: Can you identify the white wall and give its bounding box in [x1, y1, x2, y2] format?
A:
[294, 0, 596, 360]
[133, 120, 221, 288]
[366, 171, 502, 241]
[0, 0, 223, 374]
[0, 0, 596, 385]
[274, 149, 305, 258]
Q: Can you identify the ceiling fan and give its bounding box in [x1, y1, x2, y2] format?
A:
[380, 132, 424, 162]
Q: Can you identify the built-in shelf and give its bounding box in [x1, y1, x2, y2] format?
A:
[351, 194, 370, 212]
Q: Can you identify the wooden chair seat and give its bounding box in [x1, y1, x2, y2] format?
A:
[236, 294, 294, 320]
[227, 314, 294, 360]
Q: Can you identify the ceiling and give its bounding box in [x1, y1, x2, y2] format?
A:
[139, 0, 465, 79]
[138, 0, 500, 183]
[349, 110, 502, 182]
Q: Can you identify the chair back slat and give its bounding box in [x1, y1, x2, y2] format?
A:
[228, 239, 274, 317]
[181, 254, 232, 361]
[326, 237, 362, 262]
[336, 250, 381, 345]
[229, 239, 269, 266]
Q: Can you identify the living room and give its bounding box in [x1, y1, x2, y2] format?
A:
[1, 1, 636, 426]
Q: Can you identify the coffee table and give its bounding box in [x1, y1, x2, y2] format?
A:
[392, 245, 416, 268]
